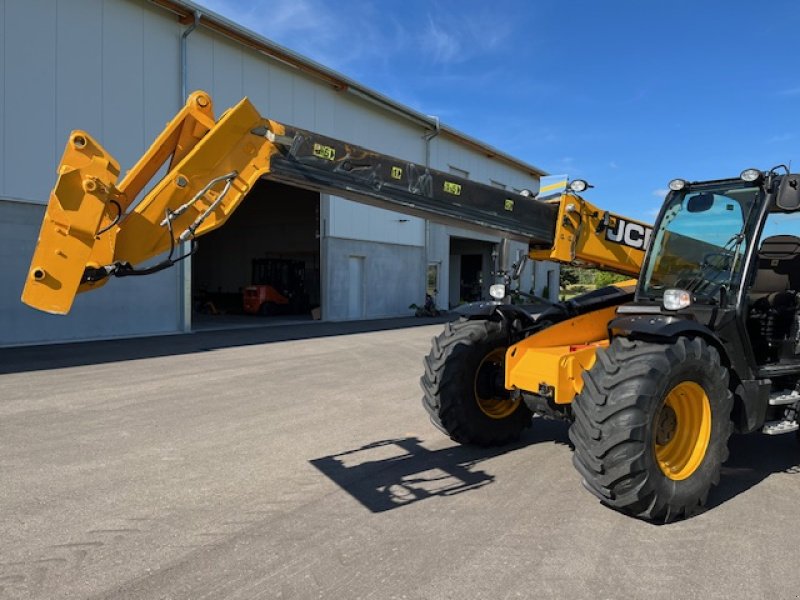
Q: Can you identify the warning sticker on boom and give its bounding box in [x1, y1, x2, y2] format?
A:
[443, 181, 462, 196]
[313, 143, 336, 161]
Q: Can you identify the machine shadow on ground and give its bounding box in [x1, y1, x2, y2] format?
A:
[312, 418, 800, 517]
[708, 431, 800, 509]
[0, 315, 451, 375]
[310, 418, 570, 513]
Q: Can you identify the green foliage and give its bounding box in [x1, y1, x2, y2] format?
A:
[593, 270, 628, 288]
[560, 266, 580, 286]
[559, 266, 627, 291]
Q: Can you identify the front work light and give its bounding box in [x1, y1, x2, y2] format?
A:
[663, 288, 691, 310]
[489, 284, 506, 300]
[740, 168, 762, 183]
[569, 179, 591, 193]
[668, 179, 688, 192]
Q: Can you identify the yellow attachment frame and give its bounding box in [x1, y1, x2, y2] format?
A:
[22, 134, 122, 314]
[22, 92, 285, 314]
[529, 195, 650, 278]
[504, 304, 619, 404]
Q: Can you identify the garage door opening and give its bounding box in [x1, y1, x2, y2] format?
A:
[448, 237, 496, 308]
[191, 180, 321, 328]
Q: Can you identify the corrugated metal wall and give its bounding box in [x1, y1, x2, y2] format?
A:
[0, 0, 184, 345]
[0, 0, 544, 343]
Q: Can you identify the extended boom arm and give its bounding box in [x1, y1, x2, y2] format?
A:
[22, 92, 649, 314]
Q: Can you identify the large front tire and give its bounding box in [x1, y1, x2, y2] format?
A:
[421, 319, 532, 446]
[570, 336, 733, 522]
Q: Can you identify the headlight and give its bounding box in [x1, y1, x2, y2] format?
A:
[568, 179, 590, 193]
[663, 288, 691, 310]
[740, 168, 762, 182]
[489, 284, 506, 300]
[668, 179, 687, 192]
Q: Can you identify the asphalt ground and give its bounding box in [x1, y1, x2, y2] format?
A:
[2, 319, 800, 599]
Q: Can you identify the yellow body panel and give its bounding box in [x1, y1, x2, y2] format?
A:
[529, 196, 649, 278]
[505, 304, 619, 404]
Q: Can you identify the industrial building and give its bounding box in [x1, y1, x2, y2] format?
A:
[0, 0, 557, 346]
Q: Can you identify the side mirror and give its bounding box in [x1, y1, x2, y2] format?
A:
[686, 193, 714, 213]
[776, 174, 800, 211]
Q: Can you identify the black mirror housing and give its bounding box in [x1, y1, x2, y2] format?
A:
[776, 174, 800, 211]
[686, 193, 714, 213]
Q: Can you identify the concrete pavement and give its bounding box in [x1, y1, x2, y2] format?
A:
[1, 320, 800, 599]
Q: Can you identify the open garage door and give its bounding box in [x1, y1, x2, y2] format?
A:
[191, 180, 320, 328]
[448, 237, 496, 308]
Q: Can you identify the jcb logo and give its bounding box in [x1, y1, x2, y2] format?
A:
[606, 217, 652, 251]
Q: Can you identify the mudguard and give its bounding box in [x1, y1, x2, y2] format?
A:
[609, 313, 721, 344]
[453, 299, 561, 328]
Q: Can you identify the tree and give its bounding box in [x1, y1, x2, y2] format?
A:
[560, 266, 580, 287]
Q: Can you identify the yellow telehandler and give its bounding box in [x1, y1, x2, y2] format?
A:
[22, 92, 800, 522]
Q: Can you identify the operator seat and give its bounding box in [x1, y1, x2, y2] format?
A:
[749, 234, 800, 303]
[748, 235, 800, 362]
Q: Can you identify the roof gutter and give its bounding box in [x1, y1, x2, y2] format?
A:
[423, 116, 440, 168]
[180, 9, 201, 101]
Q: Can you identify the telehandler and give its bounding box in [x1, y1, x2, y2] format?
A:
[22, 92, 800, 522]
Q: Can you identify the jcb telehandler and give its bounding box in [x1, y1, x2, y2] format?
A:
[22, 92, 800, 522]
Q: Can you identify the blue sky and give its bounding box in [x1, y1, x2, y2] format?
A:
[197, 0, 798, 223]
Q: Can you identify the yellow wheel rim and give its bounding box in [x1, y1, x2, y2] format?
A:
[654, 381, 711, 481]
[474, 348, 520, 419]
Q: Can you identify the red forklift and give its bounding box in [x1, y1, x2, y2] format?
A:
[243, 258, 309, 316]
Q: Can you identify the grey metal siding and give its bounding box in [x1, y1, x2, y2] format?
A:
[0, 0, 545, 344]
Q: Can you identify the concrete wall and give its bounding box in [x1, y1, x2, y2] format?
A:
[0, 200, 180, 346]
[322, 237, 425, 321]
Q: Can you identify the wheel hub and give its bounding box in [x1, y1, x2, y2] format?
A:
[655, 404, 677, 445]
[654, 381, 712, 481]
[474, 348, 520, 419]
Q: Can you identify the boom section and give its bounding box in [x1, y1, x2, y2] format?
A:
[22, 91, 647, 315]
[22, 92, 561, 314]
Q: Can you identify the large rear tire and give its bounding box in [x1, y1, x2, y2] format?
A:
[421, 319, 532, 446]
[570, 336, 733, 522]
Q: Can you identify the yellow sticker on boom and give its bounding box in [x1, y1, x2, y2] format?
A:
[313, 143, 335, 161]
[504, 199, 514, 211]
[391, 166, 403, 180]
[443, 181, 462, 196]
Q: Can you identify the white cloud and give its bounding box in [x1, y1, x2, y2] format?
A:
[422, 16, 461, 64]
[767, 133, 795, 143]
[195, 0, 512, 73]
[194, 0, 397, 72]
[652, 188, 669, 199]
[609, 161, 619, 169]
